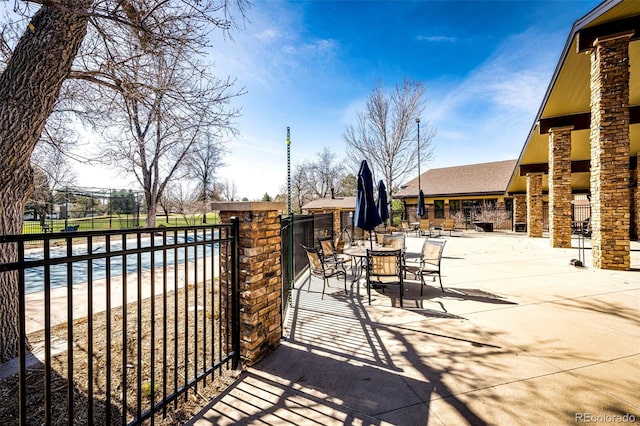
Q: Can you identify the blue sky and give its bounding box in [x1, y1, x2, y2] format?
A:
[76, 0, 602, 200]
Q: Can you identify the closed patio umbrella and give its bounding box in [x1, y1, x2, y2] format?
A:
[417, 189, 426, 217]
[376, 180, 389, 225]
[355, 160, 382, 248]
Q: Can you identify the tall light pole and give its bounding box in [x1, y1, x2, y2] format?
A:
[286, 126, 291, 215]
[416, 118, 421, 193]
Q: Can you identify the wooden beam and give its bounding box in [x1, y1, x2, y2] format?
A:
[519, 158, 636, 176]
[538, 106, 640, 134]
[577, 16, 640, 52]
[539, 113, 590, 134]
[571, 160, 591, 173]
[519, 163, 547, 176]
[631, 105, 640, 125]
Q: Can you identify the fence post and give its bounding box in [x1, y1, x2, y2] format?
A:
[231, 216, 241, 369]
[213, 202, 286, 366]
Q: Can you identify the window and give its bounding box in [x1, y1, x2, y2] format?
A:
[434, 200, 444, 219]
[484, 199, 497, 209]
[449, 200, 460, 215]
[504, 198, 513, 213]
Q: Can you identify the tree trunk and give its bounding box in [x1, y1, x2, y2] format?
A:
[0, 2, 91, 363]
[146, 200, 158, 228]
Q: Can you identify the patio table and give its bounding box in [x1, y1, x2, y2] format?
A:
[343, 245, 403, 287]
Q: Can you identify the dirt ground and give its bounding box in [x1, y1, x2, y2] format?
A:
[0, 284, 241, 425]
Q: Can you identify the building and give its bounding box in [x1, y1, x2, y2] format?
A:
[507, 0, 639, 270]
[302, 196, 357, 237]
[395, 159, 517, 228]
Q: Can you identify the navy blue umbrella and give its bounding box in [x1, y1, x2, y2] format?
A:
[376, 180, 389, 225]
[417, 189, 426, 217]
[355, 160, 382, 246]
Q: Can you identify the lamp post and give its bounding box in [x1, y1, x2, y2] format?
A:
[416, 117, 421, 193]
[286, 126, 291, 215]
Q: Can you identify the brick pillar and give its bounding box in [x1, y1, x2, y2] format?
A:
[548, 126, 573, 248]
[513, 194, 527, 228]
[527, 173, 543, 237]
[212, 201, 285, 365]
[333, 208, 341, 238]
[589, 33, 632, 270]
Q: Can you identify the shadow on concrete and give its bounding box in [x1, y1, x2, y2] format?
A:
[189, 275, 523, 425]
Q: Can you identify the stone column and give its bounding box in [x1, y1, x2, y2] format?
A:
[332, 208, 341, 238]
[212, 201, 285, 365]
[589, 32, 632, 270]
[513, 194, 527, 230]
[548, 126, 573, 248]
[527, 173, 544, 237]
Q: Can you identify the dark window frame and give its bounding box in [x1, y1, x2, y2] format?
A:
[434, 200, 445, 219]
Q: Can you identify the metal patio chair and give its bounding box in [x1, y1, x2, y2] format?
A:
[440, 218, 456, 236]
[301, 244, 347, 295]
[419, 219, 432, 237]
[366, 248, 404, 307]
[403, 238, 446, 293]
[382, 234, 405, 250]
[318, 236, 352, 271]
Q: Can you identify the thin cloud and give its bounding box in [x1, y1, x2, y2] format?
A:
[426, 27, 565, 168]
[417, 35, 457, 43]
[209, 2, 341, 89]
[430, 27, 561, 123]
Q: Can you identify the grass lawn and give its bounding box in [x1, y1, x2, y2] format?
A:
[22, 213, 220, 234]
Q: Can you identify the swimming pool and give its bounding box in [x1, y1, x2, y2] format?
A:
[23, 234, 218, 294]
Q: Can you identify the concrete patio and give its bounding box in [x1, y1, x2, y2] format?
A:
[191, 232, 639, 425]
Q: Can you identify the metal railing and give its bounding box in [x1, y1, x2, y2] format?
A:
[451, 207, 514, 231]
[280, 213, 333, 319]
[0, 221, 240, 425]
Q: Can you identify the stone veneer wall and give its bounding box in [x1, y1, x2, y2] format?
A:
[548, 126, 573, 248]
[214, 202, 285, 365]
[589, 33, 632, 270]
[526, 173, 543, 237]
[513, 194, 527, 227]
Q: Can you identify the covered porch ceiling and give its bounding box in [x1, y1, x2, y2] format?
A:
[508, 0, 640, 194]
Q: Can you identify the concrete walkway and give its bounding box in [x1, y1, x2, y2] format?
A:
[191, 232, 640, 425]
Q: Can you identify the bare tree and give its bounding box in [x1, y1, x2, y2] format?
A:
[165, 182, 207, 225]
[212, 179, 238, 201]
[184, 134, 227, 221]
[290, 161, 314, 213]
[0, 0, 248, 362]
[31, 141, 78, 192]
[308, 147, 346, 198]
[92, 47, 241, 227]
[283, 147, 348, 212]
[343, 78, 436, 205]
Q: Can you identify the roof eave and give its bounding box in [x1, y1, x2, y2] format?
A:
[508, 0, 623, 192]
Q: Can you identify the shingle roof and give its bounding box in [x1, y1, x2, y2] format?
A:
[395, 159, 517, 198]
[302, 196, 356, 210]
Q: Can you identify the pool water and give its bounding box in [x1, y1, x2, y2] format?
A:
[24, 235, 218, 294]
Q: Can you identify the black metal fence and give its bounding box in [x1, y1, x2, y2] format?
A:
[450, 207, 514, 231]
[23, 215, 207, 235]
[0, 222, 240, 425]
[572, 204, 591, 223]
[280, 213, 333, 319]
